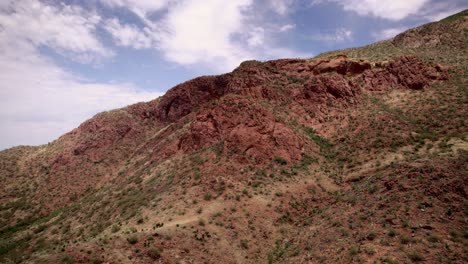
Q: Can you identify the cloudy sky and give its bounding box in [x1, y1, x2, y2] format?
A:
[0, 0, 466, 150]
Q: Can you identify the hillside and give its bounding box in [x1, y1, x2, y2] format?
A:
[0, 10, 466, 264]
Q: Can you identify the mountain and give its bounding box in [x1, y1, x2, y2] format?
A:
[0, 10, 466, 264]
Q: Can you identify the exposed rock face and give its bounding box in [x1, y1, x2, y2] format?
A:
[310, 55, 371, 75]
[154, 55, 446, 124]
[72, 55, 448, 165]
[385, 56, 448, 90]
[155, 75, 230, 122]
[146, 55, 448, 164]
[360, 56, 448, 91]
[303, 75, 359, 101]
[179, 96, 303, 163]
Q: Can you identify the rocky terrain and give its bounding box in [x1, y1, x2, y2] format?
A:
[0, 10, 466, 264]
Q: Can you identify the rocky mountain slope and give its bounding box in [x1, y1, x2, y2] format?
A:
[0, 10, 466, 264]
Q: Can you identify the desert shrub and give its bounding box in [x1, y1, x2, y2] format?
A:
[274, 157, 287, 165]
[408, 251, 423, 262]
[240, 239, 249, 249]
[400, 236, 412, 244]
[366, 230, 377, 240]
[349, 246, 360, 256]
[204, 192, 212, 201]
[364, 245, 375, 255]
[111, 225, 120, 233]
[127, 236, 138, 244]
[147, 247, 162, 259]
[427, 234, 440, 243]
[198, 219, 205, 226]
[34, 224, 47, 234]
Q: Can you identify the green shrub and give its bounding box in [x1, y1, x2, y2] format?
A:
[147, 247, 162, 259]
[366, 230, 377, 240]
[400, 236, 412, 244]
[127, 236, 138, 244]
[240, 239, 249, 249]
[274, 157, 287, 165]
[408, 251, 423, 262]
[204, 192, 212, 201]
[198, 219, 205, 226]
[364, 245, 375, 255]
[349, 246, 359, 256]
[111, 225, 120, 233]
[427, 234, 439, 243]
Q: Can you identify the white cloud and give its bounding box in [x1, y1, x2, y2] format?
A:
[153, 0, 307, 71]
[279, 23, 296, 32]
[418, 1, 468, 22]
[311, 28, 353, 42]
[313, 0, 430, 20]
[0, 56, 162, 149]
[156, 0, 253, 71]
[104, 18, 155, 49]
[0, 0, 162, 150]
[268, 0, 295, 15]
[99, 0, 307, 71]
[247, 27, 265, 47]
[372, 27, 408, 40]
[0, 0, 112, 63]
[100, 0, 172, 17]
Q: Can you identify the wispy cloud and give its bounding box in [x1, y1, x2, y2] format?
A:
[268, 0, 296, 15]
[0, 0, 113, 63]
[279, 24, 296, 32]
[99, 0, 172, 18]
[310, 28, 353, 42]
[372, 27, 408, 40]
[312, 0, 430, 21]
[155, 0, 253, 71]
[103, 0, 306, 72]
[418, 1, 468, 22]
[103, 18, 155, 49]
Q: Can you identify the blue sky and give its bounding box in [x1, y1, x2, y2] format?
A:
[0, 0, 466, 150]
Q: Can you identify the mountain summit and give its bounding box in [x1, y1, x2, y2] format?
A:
[0, 10, 467, 264]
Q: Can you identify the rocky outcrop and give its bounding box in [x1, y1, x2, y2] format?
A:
[310, 55, 371, 75]
[155, 75, 230, 122]
[177, 96, 303, 163]
[139, 55, 449, 165]
[361, 56, 448, 91]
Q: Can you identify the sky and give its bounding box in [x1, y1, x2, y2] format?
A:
[0, 0, 466, 150]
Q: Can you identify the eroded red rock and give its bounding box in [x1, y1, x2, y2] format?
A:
[177, 96, 303, 164]
[155, 75, 230, 122]
[310, 55, 371, 75]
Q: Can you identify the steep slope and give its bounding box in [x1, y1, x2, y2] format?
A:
[0, 10, 466, 264]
